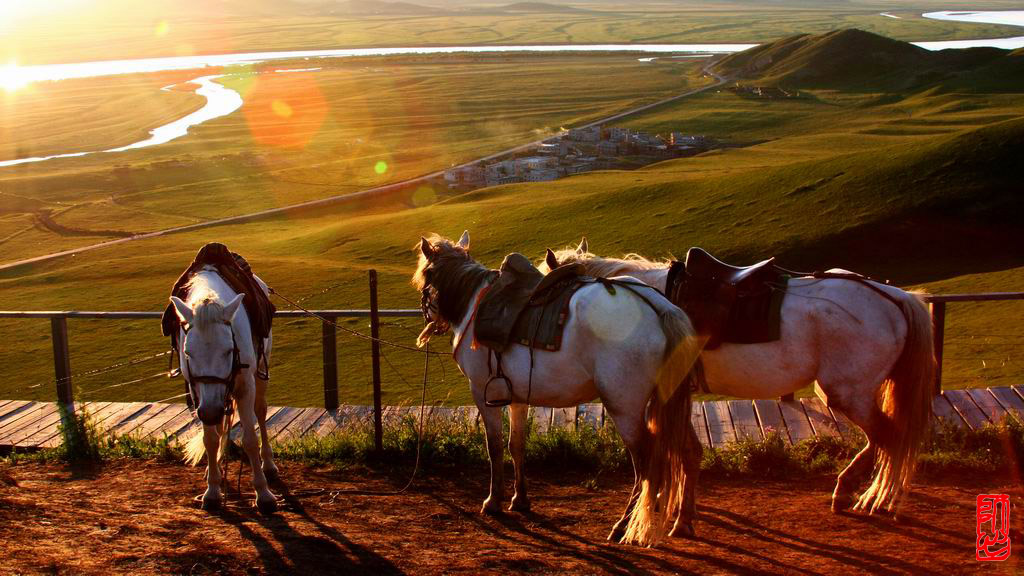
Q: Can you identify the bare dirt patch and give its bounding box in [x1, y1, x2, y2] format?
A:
[0, 460, 1018, 575]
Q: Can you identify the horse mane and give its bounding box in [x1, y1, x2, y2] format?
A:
[184, 269, 227, 330]
[412, 234, 493, 324]
[548, 248, 672, 277]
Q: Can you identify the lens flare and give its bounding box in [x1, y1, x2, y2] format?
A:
[271, 99, 293, 118]
[154, 20, 170, 37]
[412, 185, 437, 206]
[374, 160, 388, 175]
[244, 72, 328, 149]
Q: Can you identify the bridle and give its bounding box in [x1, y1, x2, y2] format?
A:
[180, 321, 248, 412]
[419, 274, 451, 338]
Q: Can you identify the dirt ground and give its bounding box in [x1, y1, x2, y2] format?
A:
[0, 460, 1019, 575]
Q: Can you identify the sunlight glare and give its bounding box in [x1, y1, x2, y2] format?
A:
[0, 62, 31, 92]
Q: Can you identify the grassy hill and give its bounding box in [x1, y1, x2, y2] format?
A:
[716, 28, 1019, 90]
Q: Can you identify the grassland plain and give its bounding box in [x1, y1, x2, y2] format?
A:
[0, 55, 709, 262]
[0, 30, 1021, 407]
[6, 1, 1024, 66]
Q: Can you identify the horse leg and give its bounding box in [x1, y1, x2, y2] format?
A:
[201, 424, 223, 510]
[832, 442, 877, 512]
[827, 389, 888, 512]
[606, 408, 648, 542]
[508, 403, 530, 513]
[255, 375, 278, 483]
[479, 404, 506, 515]
[670, 424, 703, 538]
[237, 379, 277, 515]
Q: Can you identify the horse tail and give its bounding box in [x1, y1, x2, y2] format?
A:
[183, 427, 206, 467]
[856, 289, 935, 513]
[182, 413, 232, 467]
[622, 300, 703, 546]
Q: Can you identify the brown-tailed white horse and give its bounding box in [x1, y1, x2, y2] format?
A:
[170, 266, 278, 514]
[544, 238, 934, 522]
[413, 232, 704, 545]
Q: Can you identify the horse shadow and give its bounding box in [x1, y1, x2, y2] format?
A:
[210, 480, 404, 575]
[695, 505, 942, 575]
[416, 478, 783, 576]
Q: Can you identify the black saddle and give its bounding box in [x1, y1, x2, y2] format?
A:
[667, 248, 787, 350]
[685, 247, 777, 287]
[474, 253, 587, 352]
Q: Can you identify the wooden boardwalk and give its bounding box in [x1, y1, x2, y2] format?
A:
[1, 386, 1022, 451]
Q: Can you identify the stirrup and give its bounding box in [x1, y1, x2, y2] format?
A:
[484, 375, 513, 407]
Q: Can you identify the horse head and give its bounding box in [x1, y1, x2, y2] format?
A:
[412, 231, 489, 346]
[170, 293, 245, 425]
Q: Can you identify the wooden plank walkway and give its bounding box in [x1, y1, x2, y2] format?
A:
[0, 387, 1017, 451]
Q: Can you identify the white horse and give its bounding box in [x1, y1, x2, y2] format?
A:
[170, 266, 279, 514]
[544, 238, 934, 519]
[413, 232, 704, 546]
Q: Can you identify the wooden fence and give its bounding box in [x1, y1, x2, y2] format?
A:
[1, 283, 1021, 450]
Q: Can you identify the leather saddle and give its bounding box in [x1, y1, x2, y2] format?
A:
[685, 247, 776, 287]
[667, 247, 786, 350]
[474, 253, 587, 352]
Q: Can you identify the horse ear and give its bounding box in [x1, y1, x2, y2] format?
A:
[170, 296, 193, 325]
[577, 237, 589, 254]
[223, 293, 244, 322]
[419, 237, 433, 260]
[457, 230, 470, 250]
[545, 248, 559, 270]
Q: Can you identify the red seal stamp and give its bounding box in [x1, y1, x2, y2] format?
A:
[977, 494, 1011, 561]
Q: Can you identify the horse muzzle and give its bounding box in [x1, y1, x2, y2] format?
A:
[197, 404, 225, 426]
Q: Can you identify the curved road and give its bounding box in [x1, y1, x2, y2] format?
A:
[0, 66, 728, 272]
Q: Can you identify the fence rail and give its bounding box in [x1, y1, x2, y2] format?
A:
[0, 270, 421, 449]
[924, 292, 1024, 394]
[1, 288, 1022, 442]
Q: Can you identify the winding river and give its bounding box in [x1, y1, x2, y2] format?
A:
[1, 10, 1022, 168]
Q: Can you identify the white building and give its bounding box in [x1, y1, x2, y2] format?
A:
[568, 126, 601, 142]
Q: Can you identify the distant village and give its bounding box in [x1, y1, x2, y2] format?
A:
[730, 83, 806, 100]
[442, 125, 718, 190]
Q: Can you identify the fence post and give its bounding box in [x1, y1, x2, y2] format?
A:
[930, 301, 945, 395]
[369, 269, 383, 453]
[322, 319, 339, 411]
[50, 316, 75, 421]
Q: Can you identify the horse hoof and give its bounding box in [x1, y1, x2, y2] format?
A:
[201, 498, 221, 512]
[607, 526, 625, 543]
[256, 498, 278, 516]
[831, 494, 853, 513]
[481, 502, 503, 516]
[670, 523, 696, 539]
[509, 499, 531, 513]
